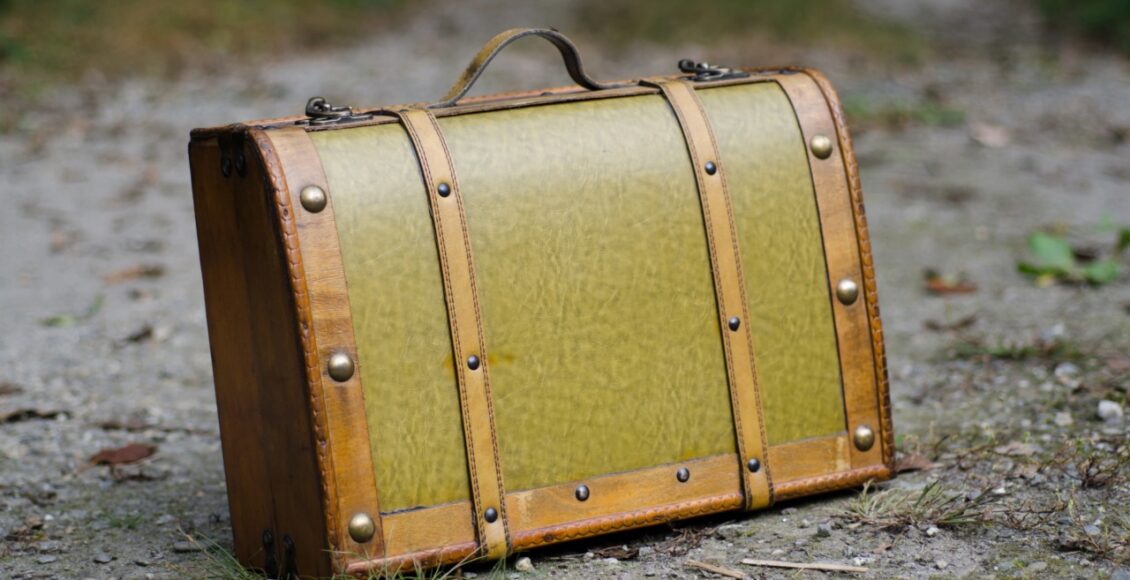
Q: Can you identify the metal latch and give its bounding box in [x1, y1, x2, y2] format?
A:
[301, 96, 373, 126]
[678, 59, 749, 82]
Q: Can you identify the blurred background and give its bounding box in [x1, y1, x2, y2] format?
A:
[1, 0, 1128, 577]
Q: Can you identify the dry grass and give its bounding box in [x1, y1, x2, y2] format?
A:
[844, 480, 1001, 531]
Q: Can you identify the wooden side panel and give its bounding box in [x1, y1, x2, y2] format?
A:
[190, 136, 331, 577]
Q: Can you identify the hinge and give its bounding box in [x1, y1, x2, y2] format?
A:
[300, 96, 374, 126]
[678, 59, 750, 82]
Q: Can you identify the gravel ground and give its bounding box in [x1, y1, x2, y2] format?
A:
[2, 0, 1129, 578]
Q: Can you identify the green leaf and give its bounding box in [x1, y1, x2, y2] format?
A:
[1028, 232, 1075, 271]
[1082, 260, 1120, 285]
[1117, 228, 1130, 253]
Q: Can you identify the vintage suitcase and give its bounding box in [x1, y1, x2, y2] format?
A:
[188, 28, 893, 577]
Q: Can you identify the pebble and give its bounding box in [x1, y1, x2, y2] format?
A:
[1112, 569, 1130, 580]
[815, 523, 833, 538]
[36, 555, 58, 564]
[925, 526, 940, 537]
[37, 541, 63, 553]
[602, 557, 620, 566]
[583, 551, 595, 560]
[781, 507, 797, 515]
[1026, 561, 1048, 572]
[637, 546, 654, 557]
[94, 553, 113, 564]
[771, 549, 785, 556]
[514, 556, 534, 573]
[1054, 362, 1079, 380]
[1083, 524, 1101, 536]
[172, 541, 203, 553]
[1098, 400, 1124, 423]
[1053, 412, 1073, 427]
[936, 560, 949, 570]
[798, 518, 811, 528]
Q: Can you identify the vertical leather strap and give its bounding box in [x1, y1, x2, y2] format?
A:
[648, 79, 774, 510]
[389, 108, 510, 559]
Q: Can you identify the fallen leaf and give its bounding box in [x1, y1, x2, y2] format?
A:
[969, 122, 1011, 148]
[594, 545, 639, 560]
[104, 264, 165, 285]
[1, 408, 65, 423]
[924, 315, 977, 332]
[924, 270, 977, 295]
[0, 382, 24, 396]
[894, 453, 935, 474]
[89, 443, 157, 466]
[993, 441, 1040, 457]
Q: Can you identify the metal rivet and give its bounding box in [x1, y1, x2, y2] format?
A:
[704, 161, 717, 175]
[854, 424, 876, 452]
[437, 182, 452, 197]
[467, 355, 481, 370]
[348, 513, 375, 543]
[810, 134, 834, 159]
[575, 484, 590, 501]
[220, 156, 233, 177]
[676, 468, 690, 483]
[836, 278, 859, 306]
[747, 458, 761, 473]
[327, 352, 355, 382]
[727, 316, 741, 331]
[300, 185, 328, 213]
[484, 507, 498, 522]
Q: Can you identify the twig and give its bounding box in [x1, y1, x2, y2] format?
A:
[685, 559, 747, 579]
[741, 559, 869, 573]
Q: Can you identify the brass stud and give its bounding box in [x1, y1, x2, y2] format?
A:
[704, 161, 717, 175]
[746, 458, 761, 473]
[836, 278, 859, 306]
[467, 355, 481, 370]
[853, 424, 875, 451]
[437, 182, 452, 197]
[727, 316, 741, 331]
[810, 134, 834, 159]
[348, 513, 375, 543]
[676, 467, 690, 483]
[484, 507, 498, 522]
[300, 185, 328, 213]
[327, 352, 355, 382]
[575, 484, 590, 501]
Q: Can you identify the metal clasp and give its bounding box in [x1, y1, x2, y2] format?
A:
[678, 59, 749, 82]
[301, 96, 373, 126]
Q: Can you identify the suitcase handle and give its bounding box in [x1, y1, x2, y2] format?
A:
[431, 28, 617, 108]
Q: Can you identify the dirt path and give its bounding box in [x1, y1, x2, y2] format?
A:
[2, 0, 1128, 577]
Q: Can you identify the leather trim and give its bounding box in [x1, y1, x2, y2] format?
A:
[389, 108, 511, 559]
[254, 128, 385, 565]
[773, 74, 889, 471]
[802, 70, 894, 469]
[647, 79, 773, 510]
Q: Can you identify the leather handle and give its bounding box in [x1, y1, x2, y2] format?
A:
[432, 28, 616, 108]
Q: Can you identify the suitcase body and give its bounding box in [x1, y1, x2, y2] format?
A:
[188, 29, 892, 577]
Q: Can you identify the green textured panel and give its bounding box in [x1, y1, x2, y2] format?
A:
[311, 126, 471, 511]
[699, 83, 846, 444]
[439, 95, 737, 493]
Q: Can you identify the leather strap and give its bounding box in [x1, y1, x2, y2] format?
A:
[389, 108, 511, 558]
[648, 79, 774, 510]
[433, 27, 616, 108]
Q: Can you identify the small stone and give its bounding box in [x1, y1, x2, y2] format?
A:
[816, 523, 833, 538]
[173, 541, 203, 553]
[155, 514, 176, 525]
[1098, 401, 1124, 423]
[514, 556, 534, 573]
[781, 507, 797, 515]
[583, 551, 595, 560]
[602, 557, 619, 566]
[771, 549, 786, 557]
[637, 546, 654, 557]
[852, 556, 874, 567]
[1054, 362, 1079, 380]
[94, 553, 113, 564]
[1026, 562, 1048, 572]
[798, 519, 812, 528]
[1083, 524, 1101, 536]
[936, 560, 949, 570]
[1054, 412, 1073, 427]
[1112, 569, 1130, 580]
[925, 526, 940, 537]
[37, 541, 63, 553]
[37, 555, 58, 564]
